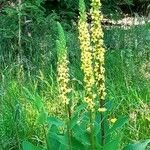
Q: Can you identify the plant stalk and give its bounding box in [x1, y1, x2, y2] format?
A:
[66, 104, 72, 150]
[100, 100, 105, 146]
[89, 111, 95, 150]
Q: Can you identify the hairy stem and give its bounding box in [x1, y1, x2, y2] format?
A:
[100, 100, 105, 146]
[66, 104, 72, 150]
[89, 111, 95, 150]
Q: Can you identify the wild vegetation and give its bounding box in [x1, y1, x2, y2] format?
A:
[0, 0, 150, 150]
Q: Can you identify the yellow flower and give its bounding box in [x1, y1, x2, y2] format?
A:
[98, 107, 107, 112]
[90, 0, 106, 105]
[110, 118, 117, 123]
[57, 58, 70, 105]
[57, 23, 71, 105]
[78, 1, 95, 111]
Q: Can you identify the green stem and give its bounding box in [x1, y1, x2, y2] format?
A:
[89, 111, 95, 150]
[100, 100, 105, 146]
[66, 104, 72, 150]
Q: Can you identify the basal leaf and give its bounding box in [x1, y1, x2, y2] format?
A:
[71, 104, 87, 129]
[22, 141, 42, 150]
[123, 139, 150, 150]
[72, 104, 87, 118]
[73, 125, 90, 146]
[102, 137, 121, 150]
[71, 137, 87, 150]
[47, 116, 65, 127]
[48, 132, 68, 146]
[36, 110, 48, 124]
[108, 116, 128, 134]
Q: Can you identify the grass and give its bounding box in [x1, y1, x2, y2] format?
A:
[104, 24, 150, 148]
[0, 21, 150, 149]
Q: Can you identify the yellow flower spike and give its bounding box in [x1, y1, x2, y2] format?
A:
[78, 0, 95, 111]
[90, 0, 106, 104]
[57, 22, 73, 150]
[57, 22, 71, 105]
[110, 118, 117, 123]
[98, 107, 107, 112]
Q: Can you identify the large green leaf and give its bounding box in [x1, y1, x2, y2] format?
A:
[58, 144, 68, 150]
[71, 137, 87, 150]
[59, 137, 87, 150]
[47, 116, 65, 127]
[123, 139, 150, 150]
[70, 113, 79, 129]
[36, 110, 48, 124]
[95, 143, 103, 150]
[108, 116, 128, 134]
[72, 104, 86, 117]
[48, 132, 68, 146]
[71, 104, 86, 129]
[73, 124, 90, 146]
[48, 134, 61, 150]
[22, 141, 43, 150]
[102, 137, 121, 150]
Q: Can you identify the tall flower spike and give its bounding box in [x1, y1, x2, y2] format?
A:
[78, 0, 95, 111]
[56, 23, 72, 149]
[57, 22, 71, 105]
[90, 0, 106, 108]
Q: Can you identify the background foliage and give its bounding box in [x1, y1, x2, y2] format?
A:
[0, 0, 150, 150]
[0, 0, 150, 68]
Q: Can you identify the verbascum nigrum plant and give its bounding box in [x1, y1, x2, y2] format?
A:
[78, 1, 96, 149]
[56, 22, 72, 150]
[90, 0, 106, 145]
[78, 0, 95, 112]
[57, 23, 71, 106]
[90, 0, 106, 111]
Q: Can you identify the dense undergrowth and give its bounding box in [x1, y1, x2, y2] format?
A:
[0, 0, 150, 150]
